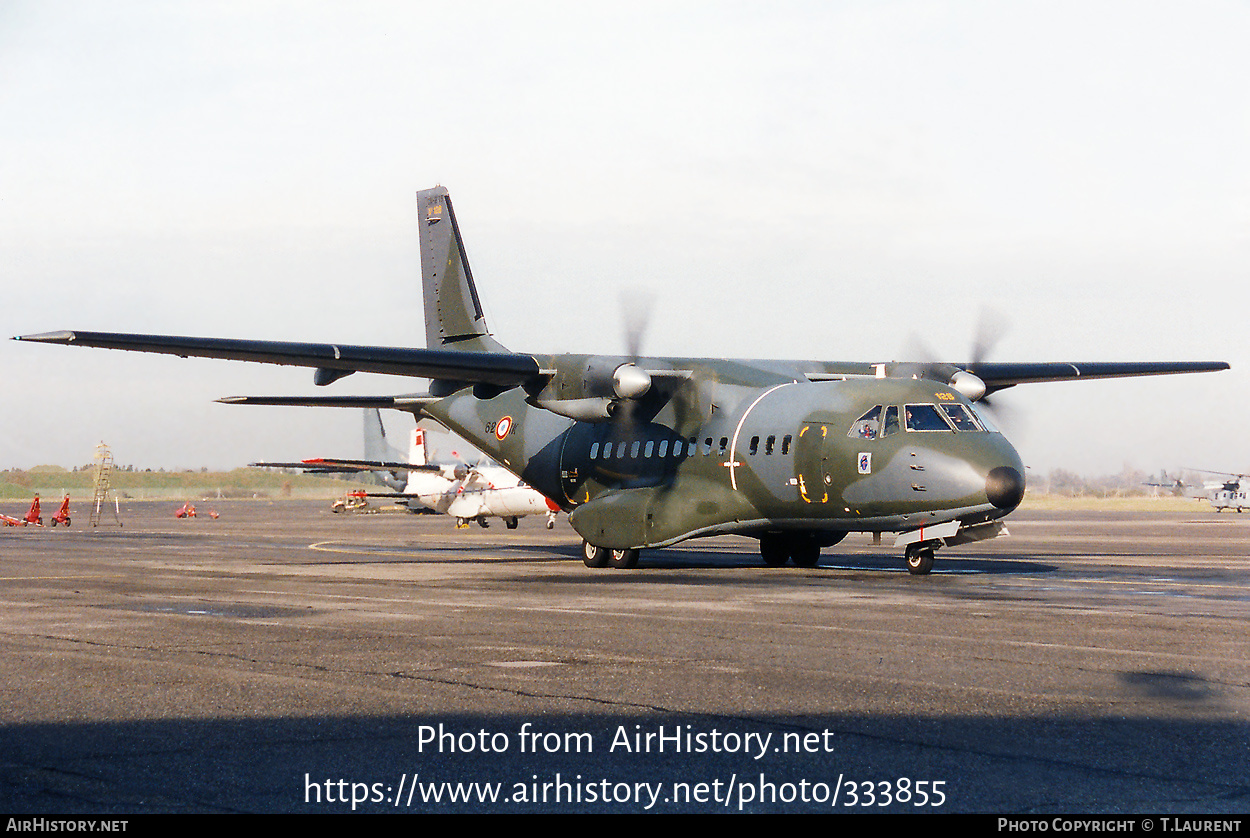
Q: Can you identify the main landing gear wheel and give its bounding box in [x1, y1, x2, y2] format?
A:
[583, 540, 609, 568]
[505, 517, 519, 529]
[582, 541, 639, 569]
[790, 541, 820, 568]
[760, 534, 822, 567]
[905, 545, 935, 575]
[760, 534, 789, 567]
[609, 548, 639, 569]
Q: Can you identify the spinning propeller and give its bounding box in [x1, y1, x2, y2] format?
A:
[901, 310, 1016, 427]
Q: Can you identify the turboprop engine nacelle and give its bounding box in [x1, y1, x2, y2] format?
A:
[582, 356, 652, 400]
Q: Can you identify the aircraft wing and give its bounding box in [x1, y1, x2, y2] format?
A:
[16, 331, 1227, 404]
[14, 331, 541, 387]
[961, 361, 1229, 396]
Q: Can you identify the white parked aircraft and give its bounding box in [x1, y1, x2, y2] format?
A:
[384, 426, 560, 529]
[255, 413, 560, 529]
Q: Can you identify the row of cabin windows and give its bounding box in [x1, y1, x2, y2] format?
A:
[588, 434, 794, 461]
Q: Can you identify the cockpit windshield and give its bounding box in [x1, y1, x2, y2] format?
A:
[904, 404, 953, 432]
[939, 403, 982, 431]
[857, 401, 992, 436]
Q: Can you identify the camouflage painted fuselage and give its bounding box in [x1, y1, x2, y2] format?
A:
[425, 355, 1024, 550]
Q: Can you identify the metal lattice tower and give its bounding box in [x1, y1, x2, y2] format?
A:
[89, 442, 122, 527]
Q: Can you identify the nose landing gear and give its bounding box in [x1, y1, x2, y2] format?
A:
[904, 543, 936, 575]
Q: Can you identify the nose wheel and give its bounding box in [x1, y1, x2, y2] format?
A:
[905, 544, 935, 575]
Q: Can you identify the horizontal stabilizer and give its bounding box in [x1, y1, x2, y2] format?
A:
[217, 394, 439, 413]
[250, 458, 441, 473]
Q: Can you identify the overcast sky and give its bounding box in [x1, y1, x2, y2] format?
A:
[2, 0, 1247, 478]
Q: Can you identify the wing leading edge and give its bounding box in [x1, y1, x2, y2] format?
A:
[965, 361, 1230, 396]
[14, 331, 540, 388]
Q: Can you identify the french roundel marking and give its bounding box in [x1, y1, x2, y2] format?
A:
[495, 415, 513, 440]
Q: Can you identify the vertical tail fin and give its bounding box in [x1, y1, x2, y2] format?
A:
[362, 409, 405, 463]
[362, 409, 407, 490]
[408, 427, 429, 468]
[418, 186, 507, 353]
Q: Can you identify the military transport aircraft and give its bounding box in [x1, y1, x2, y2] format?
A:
[17, 186, 1230, 574]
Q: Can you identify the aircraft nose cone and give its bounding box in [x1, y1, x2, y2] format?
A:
[986, 466, 1025, 510]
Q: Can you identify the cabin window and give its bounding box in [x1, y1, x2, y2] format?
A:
[703, 438, 713, 455]
[618, 441, 628, 458]
[781, 434, 792, 455]
[718, 437, 729, 455]
[631, 441, 641, 458]
[848, 405, 882, 439]
[765, 435, 776, 455]
[658, 440, 668, 458]
[749, 436, 759, 455]
[602, 442, 612, 458]
[939, 403, 983, 431]
[590, 442, 600, 459]
[644, 440, 654, 458]
[904, 404, 954, 432]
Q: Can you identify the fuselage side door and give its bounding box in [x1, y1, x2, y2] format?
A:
[795, 422, 831, 504]
[557, 422, 594, 506]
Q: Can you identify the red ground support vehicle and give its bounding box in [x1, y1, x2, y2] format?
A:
[2, 496, 44, 527]
[49, 496, 71, 527]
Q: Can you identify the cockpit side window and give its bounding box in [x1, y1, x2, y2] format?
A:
[882, 405, 900, 437]
[904, 403, 954, 432]
[848, 405, 883, 439]
[969, 402, 1000, 433]
[939, 403, 983, 431]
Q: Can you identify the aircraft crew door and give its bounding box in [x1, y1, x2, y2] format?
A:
[557, 423, 593, 506]
[795, 423, 832, 504]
